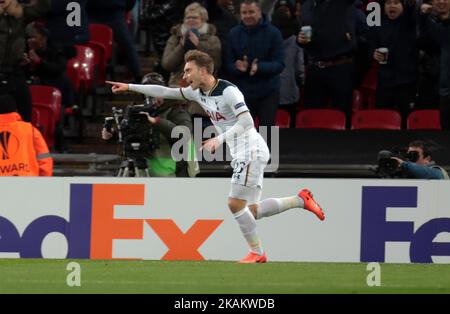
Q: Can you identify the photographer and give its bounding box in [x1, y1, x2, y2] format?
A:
[389, 140, 449, 179]
[102, 72, 198, 177]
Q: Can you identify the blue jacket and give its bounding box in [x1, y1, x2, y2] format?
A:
[225, 14, 285, 99]
[401, 161, 447, 179]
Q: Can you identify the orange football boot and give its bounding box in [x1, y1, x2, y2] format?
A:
[239, 251, 268, 263]
[298, 189, 325, 221]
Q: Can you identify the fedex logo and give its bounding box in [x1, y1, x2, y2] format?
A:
[0, 184, 223, 260]
[360, 186, 450, 263]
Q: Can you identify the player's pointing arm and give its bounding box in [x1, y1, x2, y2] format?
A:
[106, 80, 185, 100]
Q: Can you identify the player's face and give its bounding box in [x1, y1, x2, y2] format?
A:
[183, 61, 202, 90]
[240, 3, 262, 27]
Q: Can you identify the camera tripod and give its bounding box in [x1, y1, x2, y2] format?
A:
[117, 157, 150, 177]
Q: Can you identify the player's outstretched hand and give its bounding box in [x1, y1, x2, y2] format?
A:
[201, 138, 220, 154]
[106, 81, 129, 94]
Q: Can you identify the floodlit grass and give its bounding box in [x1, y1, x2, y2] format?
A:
[0, 259, 449, 294]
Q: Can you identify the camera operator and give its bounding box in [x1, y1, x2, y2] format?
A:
[102, 72, 199, 177]
[390, 140, 449, 179]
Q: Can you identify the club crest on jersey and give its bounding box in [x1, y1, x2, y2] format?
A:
[206, 110, 226, 121]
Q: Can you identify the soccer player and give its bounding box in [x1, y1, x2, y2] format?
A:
[107, 50, 325, 263]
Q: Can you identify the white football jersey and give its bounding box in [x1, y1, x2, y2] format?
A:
[180, 80, 269, 160]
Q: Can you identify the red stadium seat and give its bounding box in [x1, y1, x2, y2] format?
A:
[351, 109, 401, 130]
[352, 90, 365, 112]
[66, 45, 95, 94]
[275, 109, 291, 128]
[360, 62, 378, 109]
[89, 24, 113, 62]
[31, 107, 42, 132]
[30, 85, 62, 147]
[81, 41, 107, 85]
[407, 110, 442, 130]
[360, 62, 378, 93]
[296, 109, 346, 130]
[254, 116, 260, 129]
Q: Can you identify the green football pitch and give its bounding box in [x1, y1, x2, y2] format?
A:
[0, 259, 449, 294]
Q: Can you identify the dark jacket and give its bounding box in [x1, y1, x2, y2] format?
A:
[141, 0, 182, 55]
[0, 0, 51, 69]
[205, 0, 238, 46]
[225, 14, 285, 99]
[300, 0, 357, 61]
[31, 45, 68, 82]
[150, 101, 197, 178]
[420, 14, 450, 97]
[86, 0, 128, 18]
[368, 3, 419, 88]
[46, 0, 89, 45]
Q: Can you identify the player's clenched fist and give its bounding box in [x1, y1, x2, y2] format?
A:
[106, 81, 129, 94]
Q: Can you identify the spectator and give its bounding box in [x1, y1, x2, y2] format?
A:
[205, 0, 238, 69]
[86, 0, 142, 82]
[369, 0, 419, 125]
[162, 2, 222, 87]
[0, 95, 53, 176]
[271, 4, 304, 127]
[353, 0, 371, 88]
[391, 140, 449, 179]
[0, 0, 51, 122]
[225, 0, 284, 128]
[420, 1, 450, 130]
[417, 27, 441, 109]
[130, 0, 141, 41]
[299, 0, 357, 125]
[141, 0, 182, 59]
[24, 23, 75, 152]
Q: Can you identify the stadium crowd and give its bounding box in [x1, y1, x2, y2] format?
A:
[0, 0, 449, 176]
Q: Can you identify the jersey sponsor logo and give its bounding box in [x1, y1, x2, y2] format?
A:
[206, 110, 226, 122]
[234, 102, 245, 110]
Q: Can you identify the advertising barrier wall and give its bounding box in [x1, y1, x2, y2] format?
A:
[0, 178, 449, 263]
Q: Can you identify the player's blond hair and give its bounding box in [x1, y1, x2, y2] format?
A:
[184, 50, 215, 74]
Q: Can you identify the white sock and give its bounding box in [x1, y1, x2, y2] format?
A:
[256, 196, 304, 220]
[233, 206, 264, 255]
